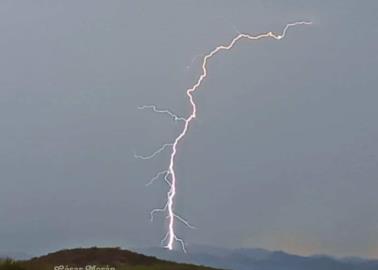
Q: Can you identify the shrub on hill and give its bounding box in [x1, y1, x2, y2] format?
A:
[0, 259, 26, 270]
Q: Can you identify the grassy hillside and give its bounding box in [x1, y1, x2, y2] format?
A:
[0, 247, 219, 270]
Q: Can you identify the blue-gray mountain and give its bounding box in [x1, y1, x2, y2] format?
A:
[136, 245, 378, 270]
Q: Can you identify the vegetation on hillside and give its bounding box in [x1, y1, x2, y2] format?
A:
[0, 248, 219, 270]
[0, 259, 25, 270]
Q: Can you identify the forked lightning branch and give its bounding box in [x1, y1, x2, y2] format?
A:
[135, 21, 312, 252]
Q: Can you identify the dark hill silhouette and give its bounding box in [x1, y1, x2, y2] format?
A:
[27, 247, 159, 266]
[0, 247, 220, 270]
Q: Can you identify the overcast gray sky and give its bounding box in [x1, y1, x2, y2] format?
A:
[0, 0, 377, 258]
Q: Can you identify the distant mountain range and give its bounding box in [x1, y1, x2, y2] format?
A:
[136, 245, 378, 270]
[2, 245, 378, 270]
[0, 252, 31, 260]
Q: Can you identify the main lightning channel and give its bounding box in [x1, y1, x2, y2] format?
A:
[139, 21, 312, 252]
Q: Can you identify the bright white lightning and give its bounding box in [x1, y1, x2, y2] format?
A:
[137, 21, 312, 252]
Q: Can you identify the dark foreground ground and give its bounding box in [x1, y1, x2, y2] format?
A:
[0, 247, 220, 270]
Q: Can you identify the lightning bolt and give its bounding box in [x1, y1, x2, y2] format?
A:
[137, 21, 312, 252]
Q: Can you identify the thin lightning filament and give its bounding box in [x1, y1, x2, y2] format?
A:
[137, 21, 312, 252]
